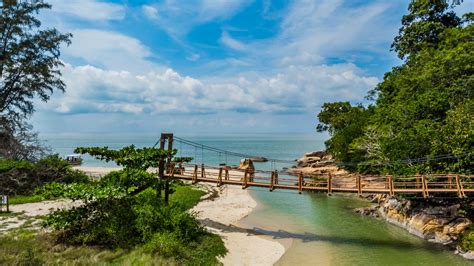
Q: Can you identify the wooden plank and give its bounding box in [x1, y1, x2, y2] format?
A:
[389, 176, 394, 196]
[242, 170, 248, 189]
[193, 165, 198, 184]
[456, 174, 465, 198]
[357, 175, 362, 196]
[218, 168, 223, 187]
[422, 175, 428, 198]
[270, 172, 275, 192]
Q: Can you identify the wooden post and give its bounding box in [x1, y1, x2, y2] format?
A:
[327, 174, 332, 194]
[416, 174, 421, 189]
[6, 195, 8, 213]
[455, 174, 462, 198]
[388, 176, 394, 196]
[242, 170, 248, 189]
[298, 173, 303, 194]
[225, 168, 229, 181]
[201, 164, 205, 178]
[218, 168, 223, 187]
[448, 175, 453, 189]
[456, 174, 465, 198]
[421, 175, 428, 198]
[357, 175, 362, 196]
[270, 171, 275, 192]
[193, 164, 198, 184]
[275, 170, 279, 185]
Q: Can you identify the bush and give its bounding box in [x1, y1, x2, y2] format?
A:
[0, 155, 90, 196]
[460, 226, 474, 251]
[43, 186, 226, 264]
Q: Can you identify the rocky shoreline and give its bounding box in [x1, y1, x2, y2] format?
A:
[292, 151, 474, 260]
[355, 195, 474, 260]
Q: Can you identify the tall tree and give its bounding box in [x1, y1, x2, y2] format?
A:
[392, 0, 461, 60]
[316, 0, 472, 174]
[0, 0, 71, 160]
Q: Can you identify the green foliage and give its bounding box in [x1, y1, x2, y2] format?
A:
[460, 226, 474, 251]
[316, 1, 473, 174]
[0, 155, 90, 195]
[42, 185, 226, 264]
[316, 102, 372, 168]
[41, 146, 223, 263]
[9, 194, 45, 205]
[74, 145, 173, 170]
[0, 0, 72, 160]
[392, 0, 460, 60]
[170, 185, 206, 210]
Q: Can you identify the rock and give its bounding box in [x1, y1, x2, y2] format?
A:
[322, 154, 333, 161]
[238, 158, 255, 171]
[304, 151, 326, 157]
[358, 195, 473, 257]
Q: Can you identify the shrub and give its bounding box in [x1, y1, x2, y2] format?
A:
[0, 155, 90, 196]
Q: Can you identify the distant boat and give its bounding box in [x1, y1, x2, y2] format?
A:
[64, 154, 83, 165]
[249, 156, 268, 162]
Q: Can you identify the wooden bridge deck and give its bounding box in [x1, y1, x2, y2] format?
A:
[168, 164, 473, 198]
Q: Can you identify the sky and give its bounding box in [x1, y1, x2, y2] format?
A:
[31, 0, 473, 135]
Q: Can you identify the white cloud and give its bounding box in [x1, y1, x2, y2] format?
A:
[47, 0, 125, 21]
[64, 29, 157, 72]
[41, 63, 378, 117]
[220, 31, 247, 51]
[142, 5, 159, 20]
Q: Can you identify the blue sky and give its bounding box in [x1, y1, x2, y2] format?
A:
[31, 0, 472, 135]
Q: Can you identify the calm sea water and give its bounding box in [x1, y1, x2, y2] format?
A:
[41, 133, 470, 265]
[40, 132, 325, 171]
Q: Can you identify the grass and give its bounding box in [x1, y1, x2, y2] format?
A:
[0, 184, 225, 265]
[0, 231, 172, 265]
[8, 194, 47, 205]
[170, 184, 206, 209]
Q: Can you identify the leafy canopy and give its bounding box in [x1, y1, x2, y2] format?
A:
[0, 0, 71, 160]
[316, 0, 473, 174]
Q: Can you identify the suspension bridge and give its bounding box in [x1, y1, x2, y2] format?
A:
[156, 133, 473, 198]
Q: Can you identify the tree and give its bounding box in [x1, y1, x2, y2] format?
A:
[316, 0, 473, 174]
[0, 0, 71, 160]
[392, 0, 461, 60]
[74, 145, 186, 203]
[316, 102, 371, 166]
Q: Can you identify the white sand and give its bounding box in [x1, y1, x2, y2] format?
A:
[0, 199, 81, 232]
[193, 183, 285, 266]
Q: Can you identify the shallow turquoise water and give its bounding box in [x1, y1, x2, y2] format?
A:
[42, 133, 471, 265]
[243, 189, 470, 265]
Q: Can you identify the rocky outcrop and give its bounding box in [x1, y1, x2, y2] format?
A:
[355, 195, 473, 259]
[288, 150, 348, 176]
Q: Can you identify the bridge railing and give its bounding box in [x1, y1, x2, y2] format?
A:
[166, 163, 472, 198]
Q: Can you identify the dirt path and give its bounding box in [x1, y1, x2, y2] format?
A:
[0, 200, 81, 232]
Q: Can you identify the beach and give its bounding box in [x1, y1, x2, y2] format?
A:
[75, 166, 286, 265]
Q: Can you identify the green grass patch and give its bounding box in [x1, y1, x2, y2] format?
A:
[0, 231, 173, 265]
[170, 185, 206, 210]
[9, 194, 47, 205]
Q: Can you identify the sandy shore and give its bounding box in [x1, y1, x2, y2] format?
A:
[74, 166, 286, 265]
[192, 183, 285, 265]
